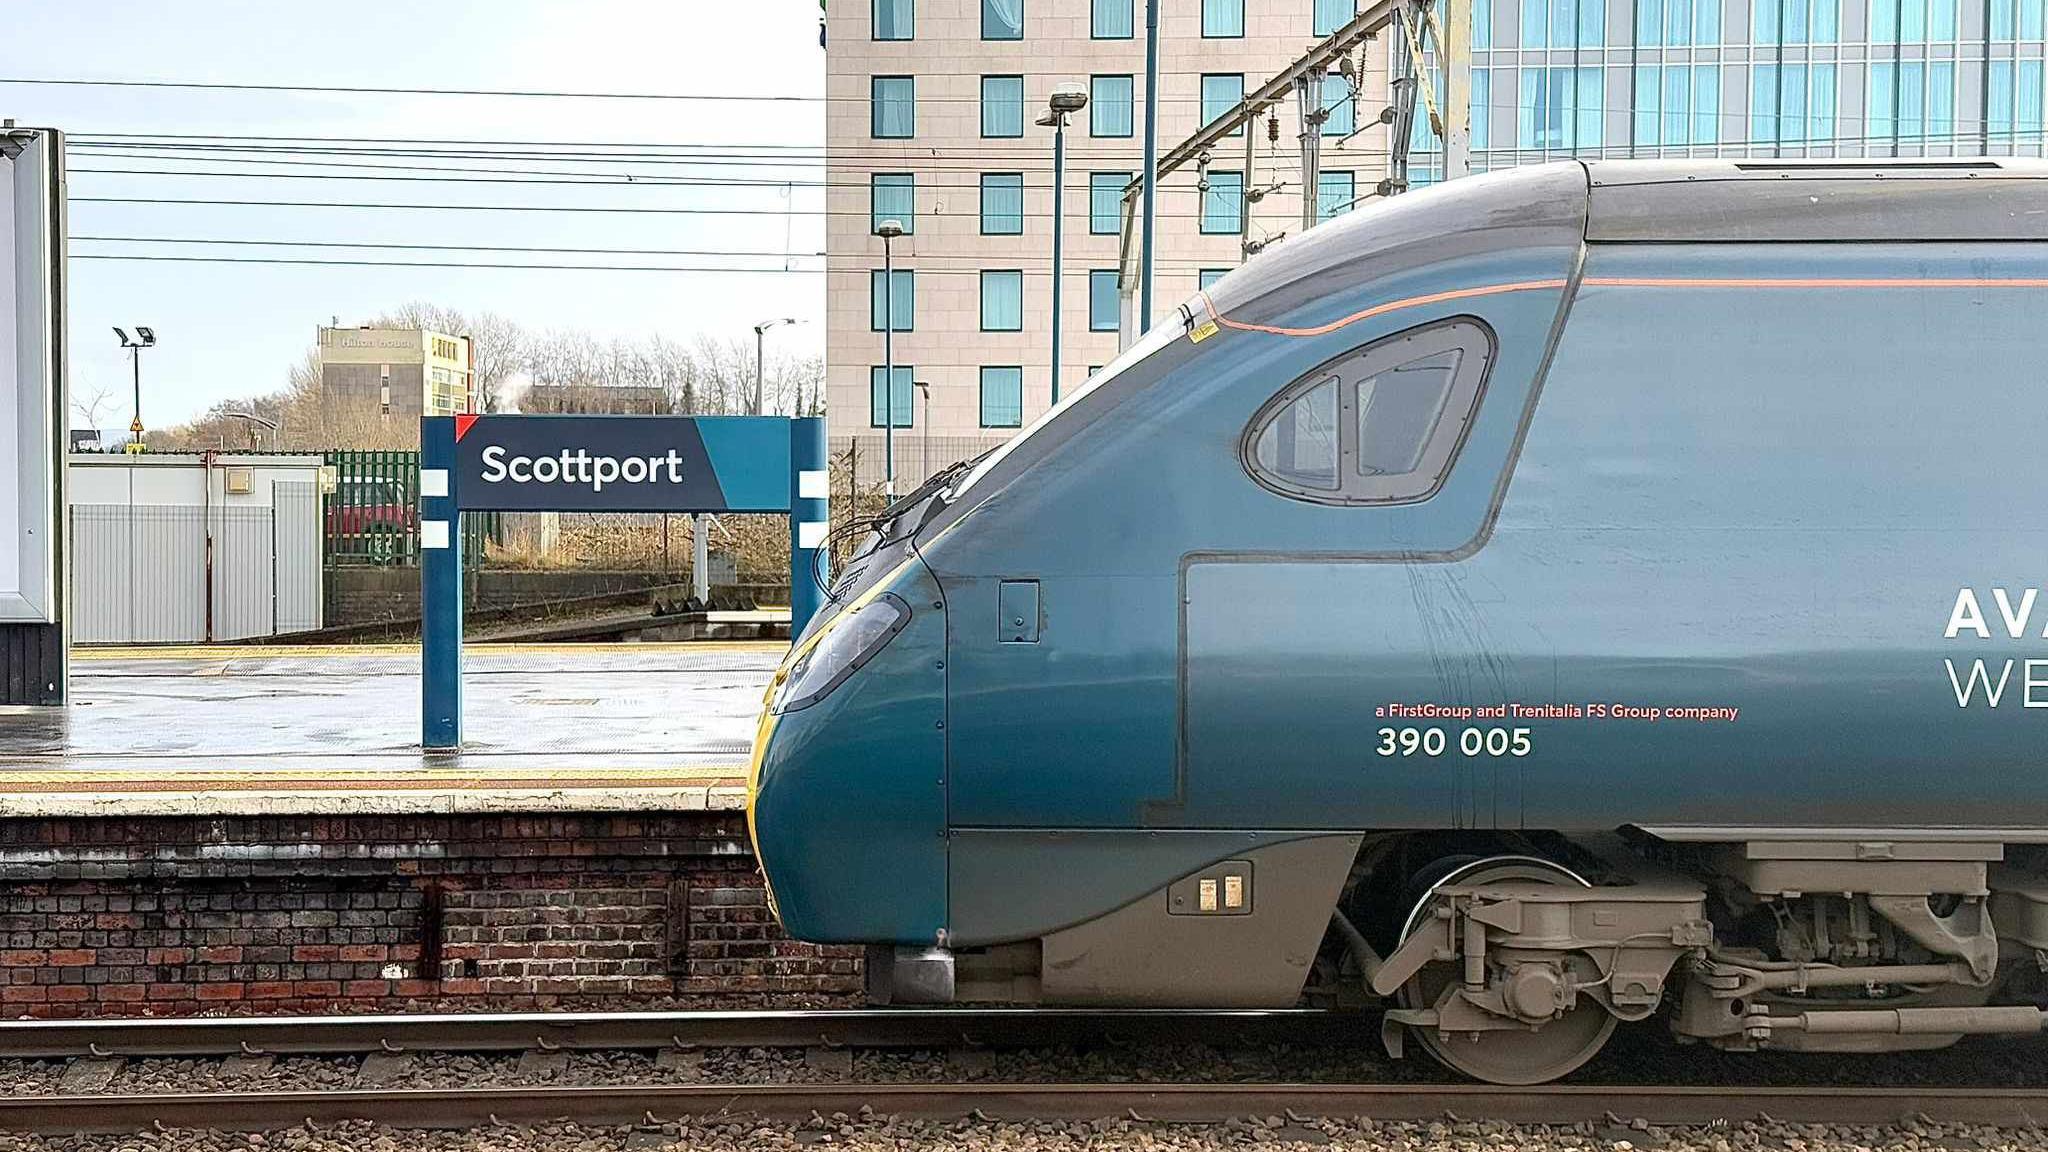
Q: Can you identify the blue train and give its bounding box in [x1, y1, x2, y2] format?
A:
[750, 158, 2048, 1083]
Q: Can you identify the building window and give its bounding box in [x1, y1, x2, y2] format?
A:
[1473, 0, 1494, 46]
[1633, 64, 1720, 146]
[1521, 0, 1601, 47]
[871, 173, 914, 234]
[1755, 0, 1840, 43]
[1322, 74, 1356, 136]
[1202, 73, 1245, 136]
[1088, 270, 1120, 331]
[1091, 75, 1135, 136]
[979, 367, 1024, 428]
[1315, 0, 1355, 34]
[1872, 60, 1958, 142]
[1316, 171, 1355, 221]
[873, 0, 913, 39]
[1517, 66, 1603, 149]
[871, 76, 915, 138]
[1199, 269, 1229, 290]
[983, 0, 1024, 39]
[1988, 59, 2046, 141]
[980, 270, 1024, 331]
[982, 75, 1025, 137]
[1471, 68, 1492, 149]
[1089, 172, 1130, 234]
[1202, 170, 1244, 233]
[1750, 63, 1836, 144]
[1637, 0, 1722, 44]
[1988, 0, 2044, 37]
[980, 173, 1024, 234]
[1876, 0, 1961, 42]
[1093, 0, 1133, 37]
[870, 270, 915, 332]
[870, 367, 914, 429]
[1202, 0, 1245, 36]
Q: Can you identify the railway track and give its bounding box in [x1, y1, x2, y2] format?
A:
[0, 1010, 2041, 1135]
[0, 1082, 2045, 1134]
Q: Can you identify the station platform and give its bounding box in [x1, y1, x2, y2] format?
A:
[0, 643, 783, 817]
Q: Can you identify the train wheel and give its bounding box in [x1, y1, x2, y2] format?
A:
[1395, 855, 1616, 1085]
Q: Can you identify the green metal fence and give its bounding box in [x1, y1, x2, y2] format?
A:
[323, 450, 493, 568]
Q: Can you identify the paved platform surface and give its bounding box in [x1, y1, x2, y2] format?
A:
[0, 644, 782, 816]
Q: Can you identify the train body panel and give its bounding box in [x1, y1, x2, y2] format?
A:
[749, 160, 2048, 1078]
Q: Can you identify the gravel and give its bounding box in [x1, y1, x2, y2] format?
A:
[0, 1030, 2044, 1098]
[0, 1113, 2044, 1152]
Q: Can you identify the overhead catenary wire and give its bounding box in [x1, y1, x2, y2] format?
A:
[69, 253, 1237, 276]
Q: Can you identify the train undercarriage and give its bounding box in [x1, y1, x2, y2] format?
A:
[866, 831, 2048, 1085]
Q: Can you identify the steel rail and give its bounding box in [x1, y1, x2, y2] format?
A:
[3, 1082, 2047, 1134]
[0, 1008, 1362, 1060]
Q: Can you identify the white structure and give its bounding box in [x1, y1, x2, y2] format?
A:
[0, 127, 65, 702]
[69, 454, 326, 644]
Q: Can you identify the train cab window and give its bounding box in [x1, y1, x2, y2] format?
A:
[1242, 318, 1493, 505]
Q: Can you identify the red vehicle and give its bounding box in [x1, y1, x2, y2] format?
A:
[326, 478, 415, 563]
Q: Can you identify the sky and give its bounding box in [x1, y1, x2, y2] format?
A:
[4, 0, 826, 430]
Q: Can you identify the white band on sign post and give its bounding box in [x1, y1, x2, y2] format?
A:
[419, 468, 449, 498]
[797, 469, 828, 500]
[421, 519, 451, 550]
[797, 520, 828, 550]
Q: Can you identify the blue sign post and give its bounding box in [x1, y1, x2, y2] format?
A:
[419, 413, 829, 752]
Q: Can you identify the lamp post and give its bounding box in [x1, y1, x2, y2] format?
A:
[112, 326, 156, 449]
[224, 411, 282, 451]
[913, 379, 931, 483]
[752, 316, 803, 416]
[1037, 83, 1089, 408]
[875, 219, 904, 499]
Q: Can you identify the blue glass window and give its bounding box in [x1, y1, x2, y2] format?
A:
[1750, 64, 1779, 143]
[871, 174, 913, 235]
[1928, 61, 1956, 136]
[1088, 270, 1120, 331]
[871, 76, 914, 138]
[1522, 0, 1599, 47]
[1322, 74, 1356, 136]
[870, 270, 914, 332]
[1806, 63, 1836, 139]
[1692, 65, 1719, 144]
[1201, 170, 1244, 233]
[1316, 171, 1354, 221]
[873, 0, 913, 39]
[979, 367, 1024, 428]
[1202, 73, 1245, 136]
[1203, 0, 1244, 36]
[870, 367, 913, 428]
[1091, 76, 1134, 136]
[1473, 0, 1493, 46]
[982, 75, 1025, 137]
[1093, 0, 1133, 36]
[1315, 0, 1355, 34]
[1089, 171, 1130, 234]
[1869, 62, 1896, 141]
[1199, 269, 1229, 290]
[980, 173, 1024, 235]
[1518, 66, 1602, 149]
[1752, 0, 1778, 41]
[1472, 67, 1492, 149]
[1990, 60, 2013, 136]
[980, 271, 1023, 331]
[983, 0, 1023, 39]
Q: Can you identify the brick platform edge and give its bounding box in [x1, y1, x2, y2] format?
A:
[0, 813, 862, 1016]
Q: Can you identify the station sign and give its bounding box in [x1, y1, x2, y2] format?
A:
[451, 413, 794, 513]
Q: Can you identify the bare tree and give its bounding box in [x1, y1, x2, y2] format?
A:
[70, 383, 118, 431]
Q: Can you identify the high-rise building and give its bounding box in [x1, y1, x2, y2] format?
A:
[828, 0, 2047, 485]
[317, 326, 476, 430]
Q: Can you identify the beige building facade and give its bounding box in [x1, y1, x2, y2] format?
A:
[826, 0, 1398, 486]
[317, 326, 476, 427]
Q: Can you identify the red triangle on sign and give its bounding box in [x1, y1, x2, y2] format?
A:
[454, 414, 481, 441]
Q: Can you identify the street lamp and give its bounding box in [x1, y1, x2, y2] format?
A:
[913, 379, 932, 483]
[224, 411, 282, 451]
[112, 326, 156, 447]
[875, 219, 904, 499]
[752, 316, 803, 416]
[1038, 83, 1089, 408]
